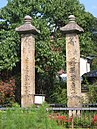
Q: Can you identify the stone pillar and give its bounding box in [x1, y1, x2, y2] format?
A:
[16, 15, 39, 107]
[60, 15, 84, 109]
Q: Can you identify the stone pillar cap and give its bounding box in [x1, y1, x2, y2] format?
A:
[24, 15, 32, 23]
[68, 15, 75, 23]
[15, 15, 40, 34]
[60, 15, 84, 34]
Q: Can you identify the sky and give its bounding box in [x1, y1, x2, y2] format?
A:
[0, 0, 97, 17]
[80, 0, 97, 17]
[0, 0, 7, 9]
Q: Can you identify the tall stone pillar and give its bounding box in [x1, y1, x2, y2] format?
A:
[16, 15, 39, 107]
[60, 15, 84, 108]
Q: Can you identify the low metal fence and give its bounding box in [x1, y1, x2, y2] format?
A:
[1, 106, 97, 128]
[47, 107, 97, 128]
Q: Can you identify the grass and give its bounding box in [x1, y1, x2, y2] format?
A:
[0, 103, 64, 129]
[0, 103, 97, 129]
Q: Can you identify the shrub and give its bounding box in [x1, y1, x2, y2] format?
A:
[88, 84, 97, 103]
[0, 77, 15, 107]
[50, 78, 67, 105]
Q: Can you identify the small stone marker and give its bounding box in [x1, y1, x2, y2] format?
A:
[60, 15, 84, 109]
[16, 15, 39, 107]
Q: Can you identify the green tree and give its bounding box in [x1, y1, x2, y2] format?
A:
[0, 0, 97, 104]
[88, 84, 97, 103]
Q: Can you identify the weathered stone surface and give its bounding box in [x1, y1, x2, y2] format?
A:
[60, 15, 84, 108]
[16, 15, 39, 107]
[16, 15, 40, 34]
[21, 34, 35, 107]
[66, 34, 81, 108]
[60, 15, 84, 34]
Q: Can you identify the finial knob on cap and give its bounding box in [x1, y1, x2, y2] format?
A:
[68, 15, 75, 23]
[24, 15, 32, 24]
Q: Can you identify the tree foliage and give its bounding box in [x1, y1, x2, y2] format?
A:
[88, 84, 97, 103]
[0, 0, 97, 104]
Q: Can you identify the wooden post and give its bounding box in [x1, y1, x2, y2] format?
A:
[16, 15, 39, 107]
[60, 15, 84, 111]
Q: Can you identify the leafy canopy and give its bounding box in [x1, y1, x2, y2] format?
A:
[0, 0, 97, 103]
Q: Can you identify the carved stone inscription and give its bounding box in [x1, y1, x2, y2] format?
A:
[69, 60, 76, 90]
[21, 34, 35, 107]
[66, 34, 81, 107]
